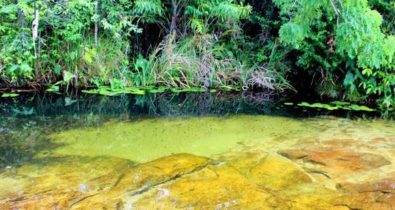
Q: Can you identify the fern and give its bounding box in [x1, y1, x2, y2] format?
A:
[210, 2, 251, 21]
[133, 0, 163, 16]
[183, 0, 251, 34]
[190, 18, 205, 33]
[185, 6, 203, 17]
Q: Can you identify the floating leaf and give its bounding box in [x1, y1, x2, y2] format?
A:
[148, 87, 167, 93]
[82, 89, 100, 94]
[330, 101, 351, 106]
[358, 105, 375, 112]
[46, 85, 60, 92]
[82, 86, 145, 96]
[297, 101, 374, 112]
[1, 93, 19, 97]
[128, 89, 145, 95]
[171, 87, 206, 93]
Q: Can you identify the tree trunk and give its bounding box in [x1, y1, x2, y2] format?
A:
[169, 0, 178, 35]
[16, 0, 26, 44]
[94, 1, 99, 46]
[32, 0, 39, 75]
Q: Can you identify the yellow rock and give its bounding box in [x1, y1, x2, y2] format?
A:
[71, 153, 210, 209]
[130, 165, 278, 209]
[217, 150, 312, 191]
[333, 191, 395, 210]
[2, 151, 381, 210]
[248, 155, 312, 191]
[217, 149, 269, 176]
[0, 156, 132, 209]
[126, 152, 341, 210]
[114, 153, 210, 191]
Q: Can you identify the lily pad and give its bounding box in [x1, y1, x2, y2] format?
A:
[1, 93, 19, 98]
[81, 89, 100, 94]
[46, 85, 60, 93]
[170, 87, 206, 93]
[330, 101, 351, 106]
[297, 101, 374, 112]
[128, 89, 145, 95]
[147, 87, 167, 93]
[82, 86, 145, 96]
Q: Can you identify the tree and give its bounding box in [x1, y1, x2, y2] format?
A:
[274, 0, 395, 109]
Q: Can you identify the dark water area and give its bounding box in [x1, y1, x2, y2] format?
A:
[0, 91, 377, 118]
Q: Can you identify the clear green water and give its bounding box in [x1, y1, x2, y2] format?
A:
[49, 115, 308, 162]
[1, 93, 394, 209]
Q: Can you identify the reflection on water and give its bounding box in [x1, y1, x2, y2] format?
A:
[0, 93, 394, 209]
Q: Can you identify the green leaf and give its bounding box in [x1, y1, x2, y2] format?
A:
[63, 71, 75, 83]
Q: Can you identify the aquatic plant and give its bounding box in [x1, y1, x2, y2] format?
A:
[1, 93, 19, 98]
[293, 101, 375, 112]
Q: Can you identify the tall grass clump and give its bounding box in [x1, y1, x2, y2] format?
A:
[140, 33, 290, 91]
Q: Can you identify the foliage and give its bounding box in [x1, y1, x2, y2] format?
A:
[369, 0, 395, 34]
[0, 0, 394, 114]
[1, 0, 137, 87]
[274, 0, 395, 111]
[132, 55, 155, 87]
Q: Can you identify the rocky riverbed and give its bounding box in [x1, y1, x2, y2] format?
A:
[1, 115, 394, 209]
[1, 147, 394, 209]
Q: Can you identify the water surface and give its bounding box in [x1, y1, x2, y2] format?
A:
[0, 93, 394, 209]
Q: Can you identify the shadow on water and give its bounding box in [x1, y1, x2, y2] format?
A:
[0, 92, 279, 118]
[0, 91, 378, 118]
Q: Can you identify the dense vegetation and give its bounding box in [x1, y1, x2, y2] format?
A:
[0, 0, 394, 112]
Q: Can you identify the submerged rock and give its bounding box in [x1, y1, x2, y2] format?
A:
[0, 151, 345, 210]
[129, 165, 277, 209]
[126, 150, 347, 210]
[0, 156, 133, 209]
[218, 150, 312, 191]
[113, 153, 210, 191]
[303, 148, 391, 172]
[334, 191, 395, 210]
[1, 110, 395, 209]
[248, 155, 312, 191]
[1, 147, 394, 209]
[338, 173, 395, 193]
[279, 146, 391, 176]
[278, 149, 308, 160]
[71, 153, 210, 209]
